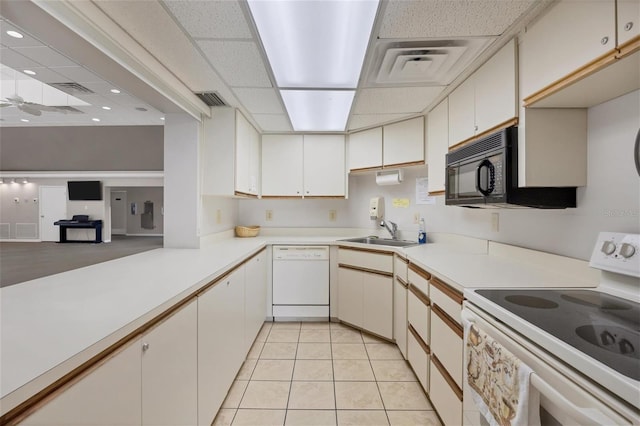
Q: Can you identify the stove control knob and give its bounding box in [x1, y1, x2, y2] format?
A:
[600, 331, 615, 346]
[619, 243, 636, 259]
[601, 241, 616, 255]
[619, 339, 634, 355]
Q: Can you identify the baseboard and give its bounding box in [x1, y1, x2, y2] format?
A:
[124, 233, 163, 237]
[0, 239, 42, 243]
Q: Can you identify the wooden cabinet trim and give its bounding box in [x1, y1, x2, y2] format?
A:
[338, 246, 394, 256]
[617, 35, 640, 58]
[396, 256, 409, 265]
[408, 324, 431, 355]
[349, 166, 383, 173]
[233, 191, 258, 198]
[408, 263, 432, 281]
[382, 160, 425, 169]
[428, 190, 445, 196]
[408, 284, 431, 308]
[432, 354, 463, 401]
[432, 304, 463, 339]
[448, 118, 519, 151]
[396, 276, 408, 288]
[523, 50, 617, 107]
[260, 195, 302, 199]
[429, 276, 463, 305]
[338, 263, 393, 278]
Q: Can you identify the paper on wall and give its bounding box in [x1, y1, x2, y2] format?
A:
[416, 177, 436, 205]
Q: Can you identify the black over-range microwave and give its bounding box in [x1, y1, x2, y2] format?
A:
[445, 126, 577, 208]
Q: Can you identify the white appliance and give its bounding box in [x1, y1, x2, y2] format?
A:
[463, 232, 640, 425]
[272, 245, 329, 321]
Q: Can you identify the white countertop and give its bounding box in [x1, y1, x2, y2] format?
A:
[0, 231, 598, 413]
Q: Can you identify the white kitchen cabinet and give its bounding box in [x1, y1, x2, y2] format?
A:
[261, 134, 304, 197]
[393, 255, 409, 359]
[520, 0, 616, 101]
[448, 39, 517, 147]
[430, 356, 462, 426]
[348, 127, 383, 171]
[363, 272, 393, 339]
[426, 98, 448, 194]
[382, 117, 425, 167]
[262, 134, 345, 197]
[142, 300, 198, 426]
[202, 108, 260, 197]
[338, 266, 363, 328]
[407, 325, 429, 393]
[21, 341, 143, 426]
[244, 250, 267, 353]
[197, 267, 246, 425]
[303, 134, 346, 197]
[618, 0, 640, 48]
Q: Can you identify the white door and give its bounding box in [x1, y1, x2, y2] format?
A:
[111, 191, 127, 235]
[39, 186, 67, 242]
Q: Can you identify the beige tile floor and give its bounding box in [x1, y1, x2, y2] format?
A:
[213, 321, 442, 426]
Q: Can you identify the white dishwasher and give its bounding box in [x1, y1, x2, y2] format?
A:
[272, 245, 329, 321]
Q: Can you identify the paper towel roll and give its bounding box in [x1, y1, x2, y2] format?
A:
[376, 170, 404, 185]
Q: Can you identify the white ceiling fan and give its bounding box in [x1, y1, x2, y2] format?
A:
[0, 94, 83, 116]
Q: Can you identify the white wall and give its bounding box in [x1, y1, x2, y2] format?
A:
[200, 196, 239, 236]
[239, 90, 640, 260]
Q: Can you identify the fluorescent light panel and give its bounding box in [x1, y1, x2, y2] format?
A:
[248, 0, 379, 89]
[281, 90, 354, 132]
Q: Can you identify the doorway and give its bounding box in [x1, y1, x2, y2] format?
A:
[39, 186, 67, 242]
[111, 191, 127, 235]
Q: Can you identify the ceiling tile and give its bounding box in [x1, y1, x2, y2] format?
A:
[52, 66, 104, 83]
[379, 0, 536, 38]
[16, 67, 68, 84]
[348, 114, 411, 131]
[0, 21, 43, 48]
[197, 40, 272, 88]
[162, 0, 252, 39]
[0, 48, 43, 69]
[12, 46, 78, 68]
[233, 88, 283, 114]
[252, 114, 292, 132]
[353, 86, 445, 114]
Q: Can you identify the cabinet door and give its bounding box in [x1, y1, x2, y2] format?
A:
[448, 76, 476, 146]
[235, 111, 260, 195]
[142, 300, 198, 426]
[198, 267, 246, 425]
[474, 39, 517, 135]
[348, 127, 383, 171]
[245, 251, 267, 353]
[338, 267, 363, 328]
[382, 117, 425, 166]
[262, 134, 304, 196]
[618, 0, 640, 47]
[393, 279, 407, 359]
[303, 134, 346, 196]
[363, 272, 393, 339]
[22, 341, 142, 426]
[426, 98, 448, 194]
[520, 0, 615, 99]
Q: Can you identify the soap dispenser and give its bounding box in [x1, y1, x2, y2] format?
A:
[418, 218, 426, 244]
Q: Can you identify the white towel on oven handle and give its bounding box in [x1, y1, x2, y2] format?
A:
[463, 318, 541, 426]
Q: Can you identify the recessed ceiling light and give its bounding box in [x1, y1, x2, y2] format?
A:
[6, 30, 24, 39]
[23, 70, 36, 76]
[22, 178, 28, 184]
[102, 106, 111, 110]
[160, 117, 165, 121]
[110, 89, 121, 94]
[20, 118, 29, 123]
[92, 118, 101, 122]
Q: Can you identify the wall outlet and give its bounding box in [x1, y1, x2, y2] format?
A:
[491, 212, 500, 232]
[266, 210, 273, 221]
[33, 198, 38, 203]
[413, 212, 420, 224]
[13, 197, 19, 204]
[216, 209, 222, 224]
[329, 210, 337, 221]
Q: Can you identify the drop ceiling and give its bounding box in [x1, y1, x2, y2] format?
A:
[0, 0, 547, 131]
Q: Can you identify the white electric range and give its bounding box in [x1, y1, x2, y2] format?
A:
[463, 232, 640, 425]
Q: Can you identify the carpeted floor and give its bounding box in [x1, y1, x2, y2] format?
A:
[0, 235, 163, 288]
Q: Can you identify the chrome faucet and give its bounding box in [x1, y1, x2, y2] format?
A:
[380, 220, 398, 240]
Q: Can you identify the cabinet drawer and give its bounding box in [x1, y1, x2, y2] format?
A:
[407, 326, 429, 393]
[394, 254, 408, 282]
[408, 264, 430, 295]
[430, 355, 463, 426]
[338, 248, 393, 273]
[429, 276, 463, 325]
[431, 305, 463, 389]
[407, 285, 430, 344]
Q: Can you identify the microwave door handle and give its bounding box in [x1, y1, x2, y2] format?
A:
[476, 159, 495, 196]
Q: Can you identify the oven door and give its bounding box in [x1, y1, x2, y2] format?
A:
[446, 151, 505, 205]
[462, 304, 634, 426]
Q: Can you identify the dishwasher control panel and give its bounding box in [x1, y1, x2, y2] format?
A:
[273, 245, 329, 260]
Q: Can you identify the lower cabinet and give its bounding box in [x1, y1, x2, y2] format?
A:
[407, 325, 429, 393]
[244, 251, 267, 353]
[430, 355, 463, 426]
[393, 255, 409, 358]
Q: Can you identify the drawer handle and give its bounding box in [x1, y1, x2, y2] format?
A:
[624, 22, 633, 31]
[142, 343, 150, 352]
[601, 36, 609, 45]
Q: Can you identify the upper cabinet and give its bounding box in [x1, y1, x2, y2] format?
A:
[347, 117, 425, 172]
[426, 98, 449, 194]
[618, 0, 640, 48]
[448, 39, 517, 147]
[262, 134, 346, 198]
[202, 108, 260, 197]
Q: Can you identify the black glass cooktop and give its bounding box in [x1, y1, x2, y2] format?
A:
[476, 289, 640, 380]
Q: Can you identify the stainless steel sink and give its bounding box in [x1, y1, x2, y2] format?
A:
[341, 236, 418, 247]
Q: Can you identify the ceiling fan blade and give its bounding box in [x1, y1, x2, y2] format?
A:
[0, 103, 13, 108]
[18, 104, 42, 116]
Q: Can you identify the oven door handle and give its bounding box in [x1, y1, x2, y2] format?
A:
[530, 374, 618, 425]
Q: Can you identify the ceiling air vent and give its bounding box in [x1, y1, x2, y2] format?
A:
[48, 82, 95, 95]
[195, 92, 228, 107]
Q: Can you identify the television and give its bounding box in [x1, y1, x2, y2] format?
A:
[67, 181, 103, 201]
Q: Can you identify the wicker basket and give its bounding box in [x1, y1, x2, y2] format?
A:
[235, 225, 260, 238]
